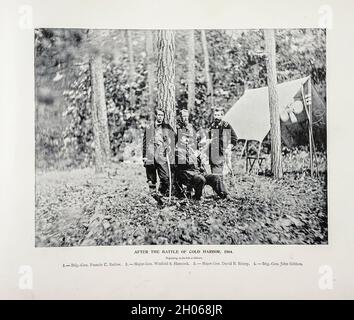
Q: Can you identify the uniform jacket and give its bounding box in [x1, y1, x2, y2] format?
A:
[208, 119, 237, 164]
[143, 122, 176, 165]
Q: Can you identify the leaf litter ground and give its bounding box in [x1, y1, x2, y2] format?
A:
[35, 161, 327, 246]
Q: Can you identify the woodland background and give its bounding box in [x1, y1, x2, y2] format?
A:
[35, 29, 326, 169]
[35, 29, 327, 246]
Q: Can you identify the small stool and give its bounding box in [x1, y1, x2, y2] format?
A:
[246, 156, 265, 173]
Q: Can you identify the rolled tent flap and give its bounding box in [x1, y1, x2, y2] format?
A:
[293, 100, 304, 114]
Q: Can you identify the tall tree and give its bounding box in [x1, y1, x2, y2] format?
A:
[125, 30, 136, 109]
[156, 30, 176, 130]
[187, 30, 196, 113]
[264, 29, 283, 179]
[88, 30, 111, 173]
[146, 30, 156, 120]
[201, 30, 214, 107]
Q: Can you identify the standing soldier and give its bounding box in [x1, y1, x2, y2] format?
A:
[207, 107, 237, 175]
[143, 108, 175, 203]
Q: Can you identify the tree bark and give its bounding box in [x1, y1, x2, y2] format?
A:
[264, 29, 283, 179]
[146, 30, 156, 120]
[201, 30, 214, 107]
[187, 30, 195, 113]
[125, 30, 136, 109]
[156, 30, 176, 130]
[88, 30, 111, 173]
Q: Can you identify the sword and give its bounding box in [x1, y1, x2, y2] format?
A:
[165, 146, 172, 204]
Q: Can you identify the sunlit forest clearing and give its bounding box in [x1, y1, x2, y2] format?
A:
[35, 29, 327, 246]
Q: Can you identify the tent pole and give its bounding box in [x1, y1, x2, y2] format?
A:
[308, 78, 314, 177]
[301, 79, 313, 177]
[256, 141, 262, 175]
[311, 131, 319, 177]
[245, 140, 249, 173]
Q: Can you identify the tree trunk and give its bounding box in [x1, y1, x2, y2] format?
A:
[88, 30, 110, 173]
[156, 30, 176, 130]
[187, 30, 195, 113]
[201, 30, 214, 107]
[146, 30, 155, 120]
[125, 30, 136, 109]
[264, 29, 283, 179]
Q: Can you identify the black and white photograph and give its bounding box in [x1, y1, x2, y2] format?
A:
[35, 28, 327, 247]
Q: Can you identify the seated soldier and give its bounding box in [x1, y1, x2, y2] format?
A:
[175, 149, 230, 200]
[175, 109, 229, 200]
[174, 109, 205, 200]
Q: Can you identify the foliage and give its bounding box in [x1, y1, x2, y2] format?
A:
[34, 29, 328, 247]
[35, 29, 326, 169]
[36, 152, 327, 246]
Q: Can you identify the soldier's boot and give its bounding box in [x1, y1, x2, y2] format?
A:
[148, 182, 164, 205]
[192, 175, 206, 200]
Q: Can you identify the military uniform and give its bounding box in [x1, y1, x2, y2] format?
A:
[175, 121, 228, 200]
[143, 122, 175, 196]
[174, 121, 204, 199]
[208, 119, 237, 174]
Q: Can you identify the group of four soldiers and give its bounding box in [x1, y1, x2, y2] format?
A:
[142, 107, 237, 203]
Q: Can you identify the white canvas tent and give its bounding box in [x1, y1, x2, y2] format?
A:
[224, 76, 326, 145]
[223, 76, 326, 176]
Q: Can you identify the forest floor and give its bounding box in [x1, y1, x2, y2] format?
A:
[35, 153, 328, 247]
